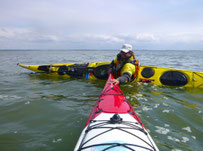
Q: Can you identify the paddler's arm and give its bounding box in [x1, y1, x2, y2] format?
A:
[118, 72, 132, 83]
[110, 60, 134, 84]
[111, 72, 131, 85]
[118, 62, 135, 83]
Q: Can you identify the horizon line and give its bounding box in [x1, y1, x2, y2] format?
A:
[0, 48, 203, 51]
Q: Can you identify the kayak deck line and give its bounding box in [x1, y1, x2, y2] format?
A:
[192, 72, 203, 88]
[74, 74, 159, 151]
[77, 113, 157, 151]
[78, 119, 154, 150]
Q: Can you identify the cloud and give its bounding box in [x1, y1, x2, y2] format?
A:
[71, 32, 203, 50]
[0, 28, 59, 43]
[1, 27, 203, 49]
[162, 32, 203, 43]
[1, 0, 203, 50]
[0, 28, 29, 38]
[78, 34, 125, 43]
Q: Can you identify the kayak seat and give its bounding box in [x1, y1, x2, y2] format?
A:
[93, 64, 111, 80]
[38, 65, 51, 72]
[141, 67, 155, 78]
[160, 71, 188, 86]
[62, 64, 89, 78]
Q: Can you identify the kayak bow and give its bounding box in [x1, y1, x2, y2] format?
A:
[74, 74, 159, 151]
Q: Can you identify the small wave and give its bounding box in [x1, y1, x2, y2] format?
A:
[171, 149, 182, 151]
[163, 96, 168, 100]
[52, 138, 62, 143]
[162, 102, 169, 106]
[164, 124, 170, 127]
[142, 106, 152, 111]
[181, 137, 189, 143]
[154, 104, 160, 108]
[167, 136, 180, 142]
[155, 126, 170, 135]
[126, 96, 130, 99]
[163, 110, 170, 113]
[25, 101, 30, 105]
[136, 93, 143, 97]
[182, 126, 192, 133]
[0, 95, 21, 99]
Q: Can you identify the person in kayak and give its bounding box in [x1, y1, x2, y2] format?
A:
[109, 44, 139, 85]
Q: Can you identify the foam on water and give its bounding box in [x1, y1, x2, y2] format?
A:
[182, 126, 192, 133]
[155, 126, 170, 135]
[162, 110, 170, 113]
[52, 138, 62, 143]
[167, 136, 180, 142]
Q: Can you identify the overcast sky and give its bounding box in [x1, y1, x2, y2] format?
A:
[0, 0, 203, 50]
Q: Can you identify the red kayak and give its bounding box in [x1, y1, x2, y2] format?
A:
[74, 74, 159, 151]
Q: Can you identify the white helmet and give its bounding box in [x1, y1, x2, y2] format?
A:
[120, 44, 132, 53]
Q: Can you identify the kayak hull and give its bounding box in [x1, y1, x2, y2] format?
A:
[18, 62, 203, 88]
[74, 74, 159, 150]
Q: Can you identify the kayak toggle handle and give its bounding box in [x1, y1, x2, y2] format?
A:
[110, 114, 123, 124]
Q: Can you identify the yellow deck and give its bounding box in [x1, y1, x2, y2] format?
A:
[18, 62, 203, 88]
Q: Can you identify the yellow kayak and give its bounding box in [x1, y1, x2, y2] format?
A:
[18, 62, 203, 88]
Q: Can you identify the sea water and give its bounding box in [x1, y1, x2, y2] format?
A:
[0, 49, 202, 151]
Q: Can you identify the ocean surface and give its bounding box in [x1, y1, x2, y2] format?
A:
[0, 49, 202, 151]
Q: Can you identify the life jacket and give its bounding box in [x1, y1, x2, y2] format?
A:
[112, 56, 140, 81]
